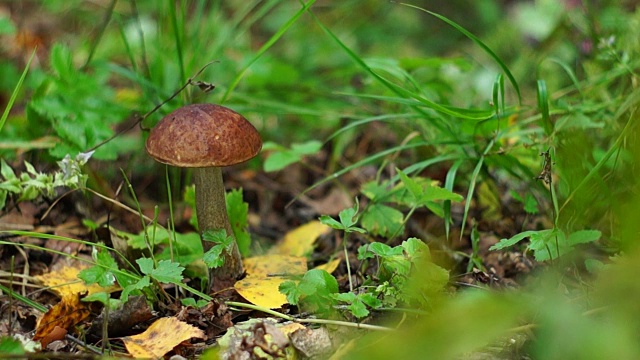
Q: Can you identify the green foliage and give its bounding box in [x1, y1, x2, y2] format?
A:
[226, 188, 251, 257]
[319, 199, 366, 234]
[137, 258, 185, 284]
[510, 190, 539, 215]
[359, 170, 463, 238]
[0, 153, 91, 210]
[202, 229, 235, 269]
[360, 203, 404, 238]
[184, 186, 252, 256]
[358, 238, 449, 306]
[181, 297, 209, 308]
[490, 229, 601, 261]
[279, 269, 339, 315]
[27, 44, 133, 160]
[78, 248, 118, 287]
[262, 140, 323, 172]
[0, 336, 27, 355]
[332, 292, 382, 319]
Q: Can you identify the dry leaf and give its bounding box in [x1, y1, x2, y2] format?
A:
[269, 221, 331, 257]
[35, 264, 119, 297]
[315, 258, 341, 274]
[34, 294, 91, 347]
[235, 255, 307, 309]
[122, 317, 206, 359]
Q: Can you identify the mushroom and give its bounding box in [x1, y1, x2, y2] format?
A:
[145, 104, 262, 287]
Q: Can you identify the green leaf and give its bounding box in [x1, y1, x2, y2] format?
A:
[347, 298, 369, 319]
[202, 229, 234, 269]
[283, 269, 339, 314]
[567, 230, 601, 246]
[120, 275, 150, 303]
[226, 189, 251, 257]
[361, 204, 404, 238]
[360, 180, 390, 202]
[523, 193, 539, 214]
[299, 269, 339, 295]
[156, 232, 203, 266]
[203, 245, 225, 269]
[82, 292, 122, 310]
[264, 151, 300, 172]
[279, 280, 303, 305]
[333, 292, 357, 303]
[397, 168, 422, 202]
[137, 258, 154, 275]
[202, 229, 234, 247]
[319, 215, 344, 230]
[338, 206, 358, 229]
[401, 238, 430, 261]
[1, 160, 16, 180]
[0, 336, 25, 355]
[136, 258, 184, 284]
[489, 231, 539, 251]
[149, 260, 184, 284]
[263, 140, 322, 172]
[78, 249, 118, 287]
[359, 293, 382, 309]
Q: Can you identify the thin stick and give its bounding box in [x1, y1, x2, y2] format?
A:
[225, 301, 394, 332]
[85, 60, 219, 153]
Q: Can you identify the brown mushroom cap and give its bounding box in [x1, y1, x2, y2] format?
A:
[146, 104, 262, 167]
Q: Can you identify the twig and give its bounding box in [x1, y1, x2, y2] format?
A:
[85, 60, 219, 153]
[225, 301, 394, 332]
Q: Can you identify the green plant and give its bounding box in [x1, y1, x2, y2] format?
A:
[320, 199, 367, 292]
[358, 238, 449, 308]
[279, 268, 339, 316]
[27, 44, 134, 160]
[0, 152, 92, 210]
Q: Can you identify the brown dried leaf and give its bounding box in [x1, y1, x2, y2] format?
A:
[34, 294, 91, 347]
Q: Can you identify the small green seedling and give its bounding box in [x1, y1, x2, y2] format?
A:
[320, 198, 366, 291]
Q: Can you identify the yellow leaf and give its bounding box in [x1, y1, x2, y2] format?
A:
[234, 276, 291, 309]
[122, 317, 205, 359]
[243, 255, 307, 276]
[269, 221, 331, 257]
[315, 258, 341, 274]
[35, 264, 119, 297]
[235, 255, 308, 309]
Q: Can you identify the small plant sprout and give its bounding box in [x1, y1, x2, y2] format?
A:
[320, 198, 366, 292]
[146, 104, 262, 290]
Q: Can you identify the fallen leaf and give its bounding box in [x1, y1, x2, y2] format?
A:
[38, 326, 67, 349]
[122, 317, 206, 359]
[34, 294, 91, 347]
[235, 255, 307, 308]
[35, 264, 119, 297]
[269, 221, 331, 257]
[243, 255, 307, 276]
[314, 258, 341, 274]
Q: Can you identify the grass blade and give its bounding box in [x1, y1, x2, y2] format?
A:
[537, 80, 553, 135]
[444, 159, 464, 240]
[0, 49, 36, 132]
[222, 0, 317, 102]
[399, 3, 521, 104]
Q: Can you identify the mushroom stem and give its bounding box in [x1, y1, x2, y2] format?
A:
[194, 166, 244, 283]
